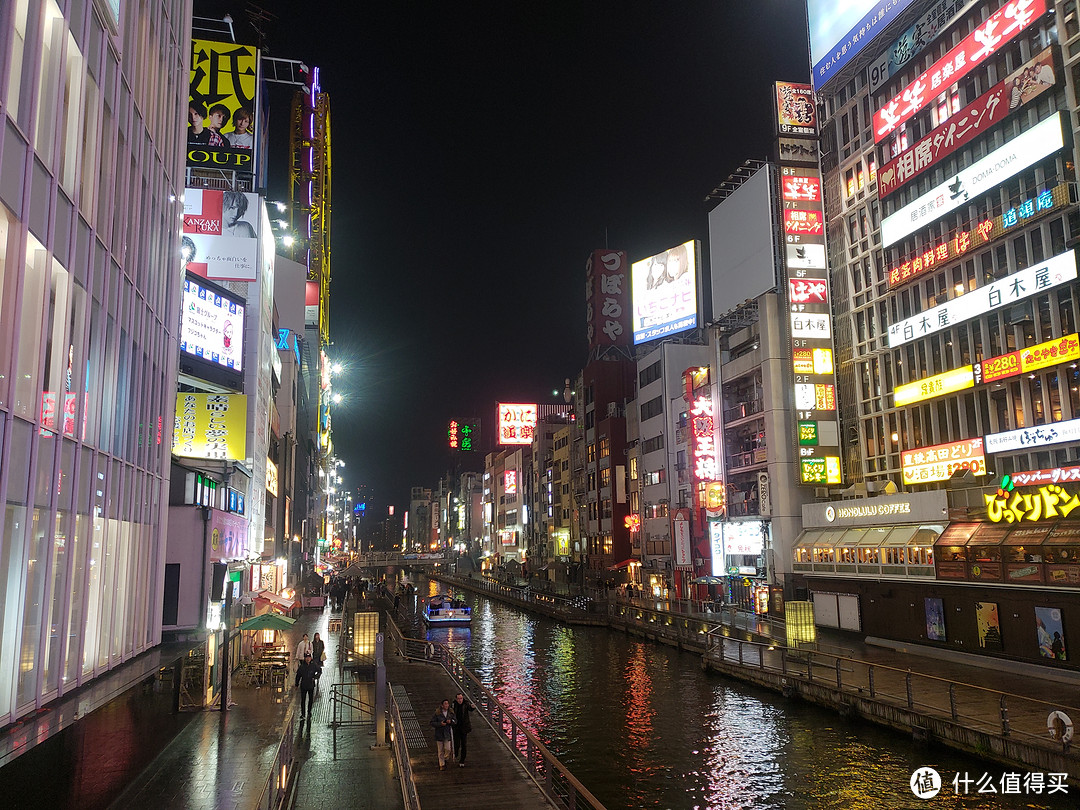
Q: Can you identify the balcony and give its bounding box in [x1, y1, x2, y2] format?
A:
[727, 447, 768, 471]
[723, 399, 763, 424]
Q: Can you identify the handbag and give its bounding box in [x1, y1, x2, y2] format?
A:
[321, 650, 327, 662]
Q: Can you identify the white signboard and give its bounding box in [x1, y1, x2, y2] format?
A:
[880, 114, 1065, 248]
[790, 312, 832, 340]
[888, 249, 1077, 348]
[674, 518, 692, 567]
[985, 417, 1080, 453]
[724, 520, 765, 557]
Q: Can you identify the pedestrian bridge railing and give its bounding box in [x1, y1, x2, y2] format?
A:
[386, 615, 607, 810]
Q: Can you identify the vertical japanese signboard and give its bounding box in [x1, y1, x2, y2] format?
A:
[586, 249, 632, 352]
[774, 82, 842, 486]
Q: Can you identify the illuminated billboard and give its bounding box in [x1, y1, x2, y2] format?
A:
[182, 188, 261, 282]
[775, 82, 817, 136]
[893, 366, 975, 407]
[808, 0, 917, 90]
[985, 418, 1080, 454]
[873, 0, 1046, 143]
[188, 39, 259, 173]
[887, 249, 1077, 348]
[976, 334, 1080, 385]
[878, 49, 1056, 199]
[881, 113, 1065, 247]
[179, 274, 245, 387]
[901, 438, 985, 485]
[631, 240, 699, 345]
[448, 419, 479, 451]
[173, 393, 248, 460]
[887, 184, 1070, 288]
[497, 403, 537, 445]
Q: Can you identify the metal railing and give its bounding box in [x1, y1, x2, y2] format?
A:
[253, 706, 297, 810]
[386, 617, 606, 810]
[329, 681, 375, 729]
[388, 688, 422, 810]
[703, 630, 1080, 758]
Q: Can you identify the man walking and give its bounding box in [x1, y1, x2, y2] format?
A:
[452, 692, 475, 766]
[429, 699, 456, 770]
[295, 652, 318, 720]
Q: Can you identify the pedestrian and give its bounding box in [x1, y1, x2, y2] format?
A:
[295, 653, 318, 720]
[452, 692, 475, 767]
[294, 633, 313, 669]
[311, 632, 326, 689]
[429, 698, 457, 770]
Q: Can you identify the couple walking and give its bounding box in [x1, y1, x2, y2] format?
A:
[430, 693, 475, 769]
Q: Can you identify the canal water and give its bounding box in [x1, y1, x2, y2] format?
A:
[417, 580, 1072, 809]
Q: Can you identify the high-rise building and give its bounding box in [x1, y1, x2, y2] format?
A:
[0, 2, 188, 723]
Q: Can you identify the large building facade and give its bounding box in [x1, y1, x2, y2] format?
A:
[805, 0, 1080, 666]
[0, 1, 189, 723]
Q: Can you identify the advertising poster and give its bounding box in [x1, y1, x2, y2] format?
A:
[173, 392, 248, 461]
[631, 240, 698, 345]
[188, 39, 259, 173]
[180, 274, 245, 374]
[183, 188, 261, 282]
[1035, 606, 1066, 661]
[925, 597, 946, 641]
[976, 601, 1002, 649]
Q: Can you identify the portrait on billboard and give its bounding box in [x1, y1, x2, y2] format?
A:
[1035, 606, 1066, 661]
[924, 597, 946, 641]
[631, 240, 698, 345]
[188, 39, 259, 172]
[976, 601, 1002, 650]
[183, 189, 260, 282]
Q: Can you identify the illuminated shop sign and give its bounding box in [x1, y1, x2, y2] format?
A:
[881, 112, 1064, 248]
[809, 0, 917, 90]
[497, 403, 537, 445]
[266, 458, 279, 497]
[894, 366, 975, 406]
[775, 82, 817, 135]
[801, 457, 842, 485]
[985, 417, 1080, 454]
[786, 243, 827, 270]
[887, 184, 1069, 288]
[901, 437, 985, 485]
[173, 393, 248, 460]
[180, 274, 245, 373]
[975, 333, 1080, 385]
[503, 470, 517, 494]
[798, 421, 819, 446]
[448, 419, 478, 451]
[723, 520, 765, 556]
[791, 312, 831, 339]
[878, 49, 1056, 199]
[985, 476, 1080, 523]
[784, 209, 824, 235]
[873, 0, 1046, 143]
[690, 395, 719, 481]
[867, 0, 978, 93]
[789, 278, 828, 304]
[1009, 466, 1080, 487]
[795, 383, 836, 411]
[887, 249, 1077, 348]
[793, 348, 834, 375]
[782, 174, 822, 202]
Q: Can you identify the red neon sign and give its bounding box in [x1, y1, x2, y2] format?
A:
[873, 0, 1045, 144]
[784, 209, 823, 235]
[788, 278, 828, 304]
[782, 175, 821, 203]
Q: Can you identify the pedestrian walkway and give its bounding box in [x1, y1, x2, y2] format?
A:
[382, 646, 553, 809]
[110, 599, 402, 810]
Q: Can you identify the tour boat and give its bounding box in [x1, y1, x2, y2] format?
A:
[422, 594, 471, 625]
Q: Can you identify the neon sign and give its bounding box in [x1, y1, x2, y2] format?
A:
[975, 333, 1080, 385]
[497, 403, 537, 445]
[985, 475, 1080, 523]
[887, 184, 1068, 288]
[448, 419, 477, 451]
[902, 437, 985, 485]
[691, 395, 719, 481]
[873, 0, 1045, 143]
[893, 365, 974, 406]
[624, 514, 641, 533]
[503, 470, 517, 494]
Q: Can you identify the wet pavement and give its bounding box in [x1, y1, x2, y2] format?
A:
[110, 599, 403, 810]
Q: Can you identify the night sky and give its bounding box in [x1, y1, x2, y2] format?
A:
[206, 1, 811, 514]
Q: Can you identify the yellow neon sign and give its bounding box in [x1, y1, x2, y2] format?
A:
[894, 365, 974, 407]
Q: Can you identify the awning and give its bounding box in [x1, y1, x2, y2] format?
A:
[968, 523, 1010, 546]
[1002, 526, 1053, 545]
[256, 590, 296, 609]
[935, 523, 979, 546]
[607, 559, 636, 570]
